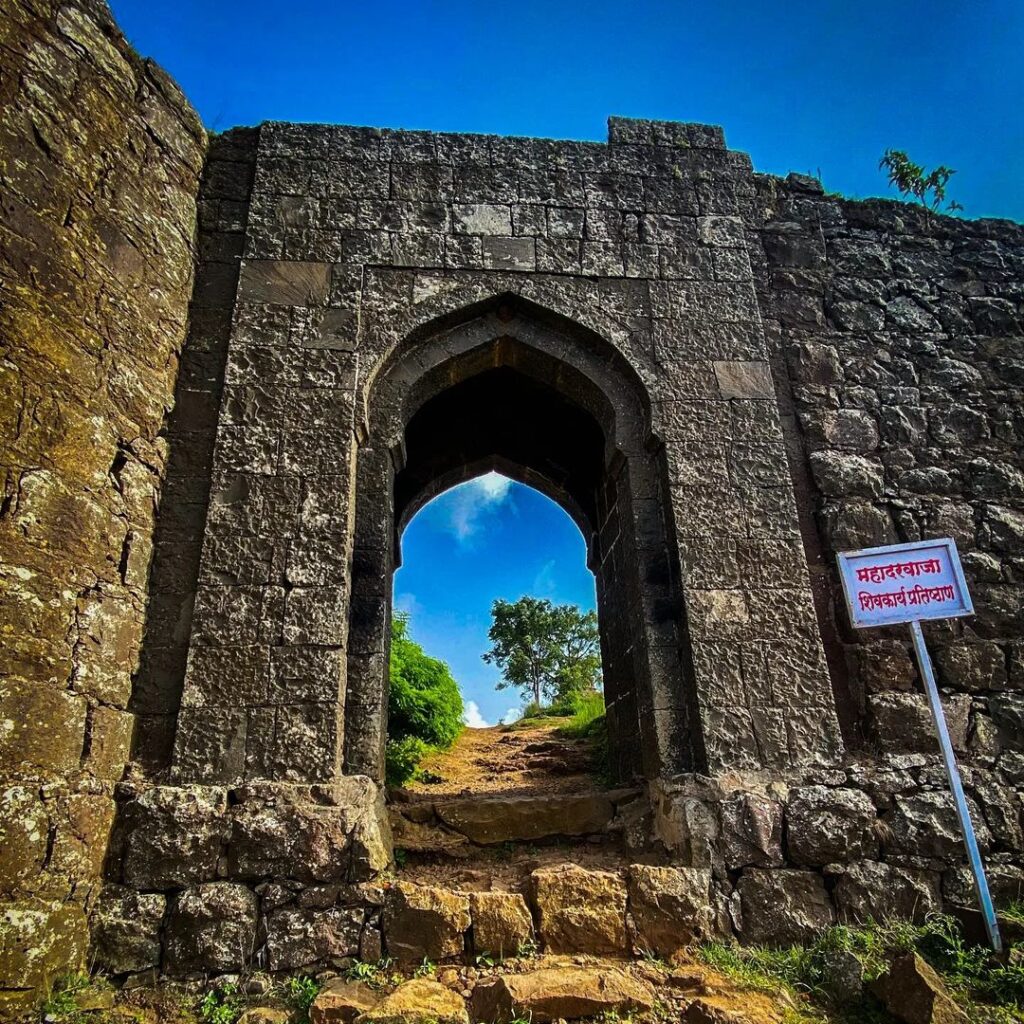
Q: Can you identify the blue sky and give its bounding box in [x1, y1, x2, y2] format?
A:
[112, 0, 1023, 219]
[395, 474, 596, 727]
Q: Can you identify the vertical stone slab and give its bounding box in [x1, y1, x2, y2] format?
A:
[172, 176, 359, 782]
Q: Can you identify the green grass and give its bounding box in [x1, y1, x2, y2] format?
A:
[698, 915, 1024, 1023]
[554, 691, 605, 738]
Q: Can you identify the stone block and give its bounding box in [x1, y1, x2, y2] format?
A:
[238, 259, 331, 305]
[469, 892, 534, 958]
[382, 881, 469, 962]
[452, 204, 511, 235]
[0, 787, 49, 893]
[123, 785, 229, 888]
[165, 882, 259, 973]
[885, 791, 992, 861]
[311, 979, 380, 1024]
[0, 900, 89, 993]
[355, 978, 468, 1024]
[229, 784, 353, 882]
[719, 792, 783, 869]
[0, 680, 86, 775]
[434, 793, 613, 844]
[626, 865, 714, 953]
[265, 906, 363, 971]
[471, 968, 654, 1024]
[528, 864, 628, 955]
[832, 860, 939, 924]
[91, 885, 166, 974]
[786, 786, 878, 866]
[737, 868, 835, 946]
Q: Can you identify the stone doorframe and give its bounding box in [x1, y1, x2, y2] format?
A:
[342, 296, 703, 784]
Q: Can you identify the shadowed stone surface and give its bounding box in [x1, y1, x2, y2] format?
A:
[0, 0, 205, 1004]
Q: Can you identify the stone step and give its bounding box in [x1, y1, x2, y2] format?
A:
[381, 862, 717, 963]
[389, 788, 646, 854]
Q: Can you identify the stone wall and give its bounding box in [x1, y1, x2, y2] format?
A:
[0, 0, 1022, 991]
[749, 174, 1024, 758]
[0, 0, 205, 1010]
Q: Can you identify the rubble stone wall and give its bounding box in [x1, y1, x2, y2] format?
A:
[0, 0, 205, 1010]
[748, 174, 1024, 759]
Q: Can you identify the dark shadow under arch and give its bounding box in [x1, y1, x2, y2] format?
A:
[344, 299, 705, 786]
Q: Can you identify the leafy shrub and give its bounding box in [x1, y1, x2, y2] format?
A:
[198, 983, 244, 1024]
[389, 614, 463, 748]
[385, 734, 431, 787]
[384, 614, 463, 786]
[879, 149, 963, 214]
[285, 975, 320, 1022]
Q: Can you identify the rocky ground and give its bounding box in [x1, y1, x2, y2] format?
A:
[35, 942, 1015, 1024]
[404, 720, 600, 799]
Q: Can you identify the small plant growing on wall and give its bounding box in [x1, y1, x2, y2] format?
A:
[879, 149, 964, 214]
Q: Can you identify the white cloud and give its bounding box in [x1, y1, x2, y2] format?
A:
[532, 559, 557, 596]
[441, 472, 513, 543]
[463, 700, 491, 729]
[501, 706, 522, 725]
[394, 591, 422, 617]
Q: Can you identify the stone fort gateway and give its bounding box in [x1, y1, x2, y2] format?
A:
[2, 0, 1024, 1013]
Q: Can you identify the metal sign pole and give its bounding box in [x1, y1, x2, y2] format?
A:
[909, 619, 1002, 952]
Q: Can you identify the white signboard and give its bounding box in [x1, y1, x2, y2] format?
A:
[837, 537, 973, 628]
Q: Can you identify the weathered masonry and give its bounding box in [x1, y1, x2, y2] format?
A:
[2, 0, 1024, 1009]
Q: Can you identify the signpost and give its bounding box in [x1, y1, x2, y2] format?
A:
[837, 537, 1002, 952]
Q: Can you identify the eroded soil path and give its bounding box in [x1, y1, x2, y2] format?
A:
[403, 718, 600, 800]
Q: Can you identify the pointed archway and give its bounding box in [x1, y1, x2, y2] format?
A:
[344, 297, 705, 784]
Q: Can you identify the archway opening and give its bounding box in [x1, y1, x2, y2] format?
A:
[344, 304, 703, 789]
[392, 471, 607, 798]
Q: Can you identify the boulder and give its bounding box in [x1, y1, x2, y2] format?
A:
[355, 979, 468, 1024]
[383, 881, 469, 962]
[833, 860, 940, 924]
[311, 979, 380, 1023]
[469, 891, 534, 957]
[470, 967, 655, 1023]
[786, 786, 877, 866]
[435, 793, 613, 844]
[90, 885, 166, 974]
[164, 883, 259, 973]
[626, 865, 713, 953]
[870, 953, 967, 1024]
[719, 793, 783, 869]
[265, 906, 363, 970]
[736, 869, 834, 946]
[529, 864, 627, 955]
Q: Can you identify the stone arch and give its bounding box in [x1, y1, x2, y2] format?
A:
[343, 296, 705, 785]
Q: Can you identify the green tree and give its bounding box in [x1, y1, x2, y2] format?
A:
[482, 596, 601, 708]
[386, 613, 463, 785]
[879, 149, 963, 214]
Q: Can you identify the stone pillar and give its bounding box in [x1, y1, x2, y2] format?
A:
[171, 256, 359, 784]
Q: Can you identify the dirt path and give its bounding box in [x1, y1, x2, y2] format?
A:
[404, 718, 600, 799]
